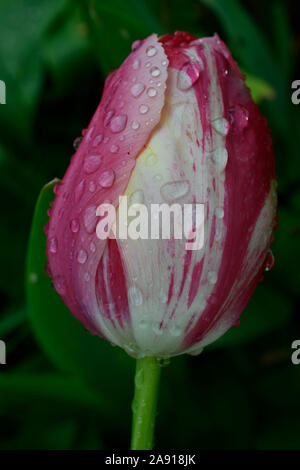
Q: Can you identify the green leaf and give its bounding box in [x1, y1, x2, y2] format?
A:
[200, 0, 276, 79]
[0, 373, 108, 414]
[83, 0, 164, 75]
[0, 307, 27, 337]
[26, 180, 134, 404]
[0, 143, 44, 299]
[42, 5, 92, 98]
[0, 144, 43, 206]
[0, 0, 69, 144]
[245, 73, 276, 104]
[271, 1, 293, 81]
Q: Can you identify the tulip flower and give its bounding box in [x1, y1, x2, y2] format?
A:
[46, 31, 277, 449]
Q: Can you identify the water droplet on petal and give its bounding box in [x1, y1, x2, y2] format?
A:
[92, 134, 103, 147]
[110, 144, 119, 153]
[212, 147, 228, 172]
[233, 104, 249, 130]
[139, 104, 149, 114]
[128, 285, 143, 306]
[90, 241, 96, 253]
[89, 181, 96, 192]
[145, 153, 157, 167]
[131, 120, 140, 130]
[153, 321, 163, 335]
[84, 272, 90, 282]
[84, 206, 98, 234]
[99, 170, 115, 189]
[125, 342, 139, 357]
[150, 66, 161, 77]
[53, 184, 60, 195]
[215, 229, 222, 241]
[53, 276, 66, 295]
[139, 318, 147, 329]
[75, 180, 85, 202]
[156, 287, 166, 303]
[110, 114, 127, 133]
[177, 60, 202, 90]
[147, 87, 157, 98]
[58, 207, 65, 219]
[70, 218, 80, 233]
[162, 60, 168, 66]
[86, 125, 95, 142]
[215, 207, 224, 219]
[153, 174, 162, 182]
[264, 250, 275, 272]
[207, 271, 217, 284]
[73, 137, 82, 150]
[131, 82, 145, 98]
[188, 347, 204, 356]
[103, 109, 115, 127]
[170, 323, 181, 337]
[130, 189, 144, 205]
[49, 237, 58, 254]
[160, 180, 190, 202]
[131, 39, 142, 51]
[77, 249, 87, 264]
[84, 155, 102, 174]
[212, 117, 229, 136]
[132, 59, 140, 70]
[146, 45, 157, 57]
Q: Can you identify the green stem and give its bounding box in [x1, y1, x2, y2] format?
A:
[130, 356, 161, 450]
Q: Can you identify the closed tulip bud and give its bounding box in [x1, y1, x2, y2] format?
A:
[46, 32, 277, 358]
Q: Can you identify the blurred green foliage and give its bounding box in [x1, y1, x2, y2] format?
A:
[0, 0, 299, 450]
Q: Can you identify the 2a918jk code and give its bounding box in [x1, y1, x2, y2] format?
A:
[148, 454, 196, 466]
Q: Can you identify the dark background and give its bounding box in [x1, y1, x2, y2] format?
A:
[0, 0, 300, 450]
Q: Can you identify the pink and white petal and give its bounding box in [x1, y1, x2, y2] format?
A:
[117, 59, 217, 356]
[47, 34, 168, 346]
[117, 33, 276, 357]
